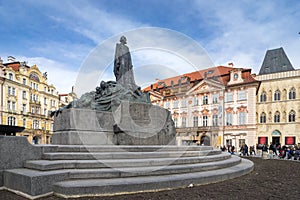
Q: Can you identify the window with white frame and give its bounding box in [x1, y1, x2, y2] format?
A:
[238, 112, 246, 125]
[181, 99, 187, 108]
[212, 114, 218, 126]
[225, 92, 233, 102]
[193, 96, 198, 106]
[12, 102, 16, 111]
[8, 73, 13, 80]
[22, 104, 26, 113]
[181, 117, 186, 127]
[22, 91, 26, 99]
[173, 100, 178, 108]
[12, 88, 15, 96]
[33, 120, 39, 129]
[203, 95, 208, 105]
[23, 78, 26, 85]
[238, 90, 246, 100]
[165, 102, 170, 109]
[7, 116, 16, 126]
[7, 86, 11, 95]
[212, 93, 218, 104]
[193, 116, 198, 127]
[226, 113, 233, 126]
[7, 101, 11, 110]
[203, 115, 208, 126]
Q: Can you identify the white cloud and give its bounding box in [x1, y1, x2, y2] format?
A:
[19, 56, 78, 94]
[192, 1, 300, 72]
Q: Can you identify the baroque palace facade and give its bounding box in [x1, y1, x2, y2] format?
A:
[255, 48, 300, 146]
[0, 56, 59, 144]
[144, 65, 259, 149]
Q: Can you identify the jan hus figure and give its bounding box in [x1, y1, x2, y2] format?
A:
[114, 36, 140, 94]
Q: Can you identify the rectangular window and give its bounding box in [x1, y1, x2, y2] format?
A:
[165, 102, 170, 109]
[22, 104, 26, 113]
[22, 91, 26, 99]
[173, 100, 178, 108]
[203, 115, 208, 126]
[12, 102, 16, 110]
[12, 88, 15, 96]
[7, 101, 11, 110]
[181, 99, 187, 108]
[193, 96, 198, 106]
[8, 86, 11, 95]
[238, 90, 246, 100]
[8, 73, 13, 80]
[239, 112, 246, 125]
[212, 93, 219, 104]
[181, 117, 186, 127]
[226, 113, 233, 126]
[23, 78, 26, 85]
[212, 114, 218, 126]
[193, 116, 198, 127]
[31, 106, 35, 114]
[203, 95, 208, 105]
[225, 92, 233, 102]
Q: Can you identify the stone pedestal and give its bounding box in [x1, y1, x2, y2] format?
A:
[52, 102, 176, 145]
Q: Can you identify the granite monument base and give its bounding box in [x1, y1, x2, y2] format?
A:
[52, 102, 176, 145]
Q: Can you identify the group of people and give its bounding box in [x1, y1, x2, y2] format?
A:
[258, 143, 300, 160]
[220, 144, 256, 156]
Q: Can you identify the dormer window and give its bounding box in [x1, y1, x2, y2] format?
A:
[8, 73, 13, 80]
[233, 73, 238, 79]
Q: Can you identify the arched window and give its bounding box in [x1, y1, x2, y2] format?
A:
[289, 88, 296, 100]
[288, 110, 296, 122]
[274, 90, 281, 101]
[260, 112, 266, 123]
[260, 92, 267, 102]
[274, 111, 280, 123]
[7, 116, 16, 126]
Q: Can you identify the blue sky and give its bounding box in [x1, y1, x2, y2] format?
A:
[0, 0, 299, 94]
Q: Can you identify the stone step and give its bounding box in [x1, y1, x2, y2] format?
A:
[68, 156, 241, 179]
[53, 158, 253, 198]
[4, 156, 241, 197]
[25, 153, 231, 171]
[43, 145, 213, 153]
[42, 150, 220, 160]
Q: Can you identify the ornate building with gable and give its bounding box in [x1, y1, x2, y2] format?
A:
[0, 56, 59, 144]
[144, 65, 259, 149]
[255, 47, 300, 146]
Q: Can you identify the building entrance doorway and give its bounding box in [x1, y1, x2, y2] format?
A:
[272, 137, 280, 145]
[271, 130, 281, 145]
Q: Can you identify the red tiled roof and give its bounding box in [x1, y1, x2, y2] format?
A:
[4, 62, 30, 71]
[143, 66, 235, 91]
[143, 66, 257, 92]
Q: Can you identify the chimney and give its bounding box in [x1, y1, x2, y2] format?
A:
[228, 62, 234, 67]
[7, 56, 16, 62]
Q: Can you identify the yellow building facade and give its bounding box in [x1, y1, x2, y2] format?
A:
[256, 70, 300, 146]
[0, 58, 59, 144]
[255, 48, 300, 146]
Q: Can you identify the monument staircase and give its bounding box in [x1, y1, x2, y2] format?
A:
[3, 145, 253, 198]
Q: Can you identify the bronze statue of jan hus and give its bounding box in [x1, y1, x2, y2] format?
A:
[114, 36, 141, 95]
